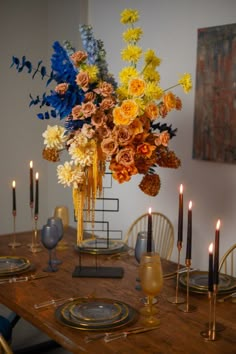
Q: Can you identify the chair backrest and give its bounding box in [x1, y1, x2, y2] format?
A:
[219, 244, 236, 277]
[124, 212, 174, 260]
[0, 335, 13, 354]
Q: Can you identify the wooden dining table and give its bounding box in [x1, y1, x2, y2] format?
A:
[0, 227, 235, 354]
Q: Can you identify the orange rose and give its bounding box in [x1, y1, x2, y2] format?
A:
[81, 101, 96, 118]
[136, 142, 156, 157]
[154, 131, 170, 147]
[113, 107, 130, 126]
[115, 146, 135, 166]
[70, 51, 88, 65]
[128, 78, 146, 97]
[55, 83, 69, 95]
[72, 105, 83, 120]
[76, 71, 90, 91]
[145, 102, 159, 120]
[100, 97, 115, 111]
[163, 92, 176, 112]
[113, 125, 133, 146]
[175, 96, 182, 110]
[112, 167, 131, 183]
[101, 137, 118, 156]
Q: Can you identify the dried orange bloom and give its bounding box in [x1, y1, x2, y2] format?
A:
[136, 142, 156, 158]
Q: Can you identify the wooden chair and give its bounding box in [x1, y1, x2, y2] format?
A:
[0, 334, 13, 354]
[219, 243, 236, 277]
[124, 212, 174, 260]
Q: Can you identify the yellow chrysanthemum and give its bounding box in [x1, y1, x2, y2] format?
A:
[145, 82, 164, 101]
[119, 66, 138, 85]
[42, 125, 66, 149]
[82, 65, 98, 82]
[144, 49, 161, 67]
[121, 45, 142, 63]
[122, 28, 143, 43]
[143, 67, 160, 83]
[57, 161, 75, 187]
[69, 140, 95, 167]
[178, 73, 192, 93]
[120, 8, 139, 24]
[128, 78, 146, 97]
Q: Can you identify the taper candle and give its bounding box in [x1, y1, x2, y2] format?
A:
[147, 207, 152, 252]
[34, 172, 39, 217]
[30, 161, 34, 206]
[12, 180, 16, 213]
[178, 184, 183, 244]
[208, 243, 214, 292]
[186, 201, 192, 260]
[213, 219, 221, 285]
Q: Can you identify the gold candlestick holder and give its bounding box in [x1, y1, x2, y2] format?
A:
[8, 211, 21, 248]
[27, 204, 35, 249]
[200, 285, 218, 340]
[30, 216, 42, 253]
[178, 259, 197, 313]
[167, 241, 185, 304]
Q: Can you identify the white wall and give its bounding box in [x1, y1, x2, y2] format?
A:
[1, 0, 236, 271]
[88, 0, 236, 269]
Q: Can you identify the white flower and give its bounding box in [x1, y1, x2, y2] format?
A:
[57, 161, 75, 187]
[42, 125, 66, 149]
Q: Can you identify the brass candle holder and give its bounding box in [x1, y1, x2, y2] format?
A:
[27, 203, 35, 249]
[8, 211, 21, 248]
[167, 241, 185, 304]
[178, 259, 197, 313]
[200, 285, 218, 340]
[30, 216, 42, 253]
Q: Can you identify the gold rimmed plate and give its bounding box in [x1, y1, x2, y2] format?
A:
[55, 297, 138, 331]
[179, 271, 236, 294]
[75, 238, 128, 255]
[0, 256, 31, 276]
[69, 299, 122, 323]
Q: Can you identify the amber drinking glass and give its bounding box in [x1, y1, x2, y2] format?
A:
[54, 206, 69, 250]
[139, 252, 163, 325]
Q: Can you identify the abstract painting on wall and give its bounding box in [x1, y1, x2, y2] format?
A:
[193, 23, 236, 163]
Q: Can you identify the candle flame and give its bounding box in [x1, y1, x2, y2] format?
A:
[209, 242, 213, 253]
[188, 200, 192, 210]
[35, 172, 39, 180]
[148, 207, 152, 214]
[180, 184, 183, 194]
[30, 160, 33, 168]
[12, 180, 16, 188]
[216, 219, 220, 230]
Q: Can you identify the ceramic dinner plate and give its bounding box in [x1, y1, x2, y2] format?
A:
[179, 270, 236, 294]
[0, 256, 31, 276]
[69, 300, 122, 322]
[55, 297, 138, 331]
[75, 238, 127, 255]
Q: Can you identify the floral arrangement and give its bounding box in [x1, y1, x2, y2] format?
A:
[106, 8, 192, 197]
[11, 8, 192, 243]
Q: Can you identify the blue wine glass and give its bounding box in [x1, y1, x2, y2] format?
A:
[47, 217, 63, 265]
[41, 224, 60, 272]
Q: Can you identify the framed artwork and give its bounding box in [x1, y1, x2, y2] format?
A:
[192, 23, 236, 163]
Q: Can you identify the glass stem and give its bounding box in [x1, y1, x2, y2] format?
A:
[149, 296, 154, 316]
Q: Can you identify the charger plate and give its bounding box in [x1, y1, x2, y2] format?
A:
[179, 271, 236, 294]
[75, 238, 127, 255]
[0, 256, 31, 276]
[69, 300, 122, 322]
[55, 297, 138, 331]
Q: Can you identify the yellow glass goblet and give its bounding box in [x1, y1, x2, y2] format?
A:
[139, 252, 163, 326]
[54, 206, 69, 250]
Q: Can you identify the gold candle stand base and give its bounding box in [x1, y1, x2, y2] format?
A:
[178, 259, 197, 313]
[30, 217, 42, 253]
[8, 213, 21, 248]
[167, 242, 185, 304]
